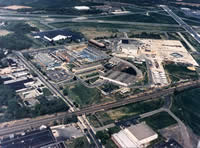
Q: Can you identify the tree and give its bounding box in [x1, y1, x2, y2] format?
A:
[63, 88, 68, 96]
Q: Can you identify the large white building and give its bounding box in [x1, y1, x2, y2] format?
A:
[112, 122, 158, 148]
[74, 6, 90, 10]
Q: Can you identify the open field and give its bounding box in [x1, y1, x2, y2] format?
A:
[72, 27, 119, 39]
[50, 22, 184, 33]
[97, 12, 178, 24]
[141, 112, 177, 130]
[171, 88, 200, 136]
[65, 83, 111, 108]
[87, 99, 164, 128]
[29, 21, 52, 31]
[164, 64, 199, 82]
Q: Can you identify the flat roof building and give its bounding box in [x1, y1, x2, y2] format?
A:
[32, 29, 84, 42]
[72, 63, 103, 74]
[112, 122, 158, 148]
[0, 128, 56, 148]
[74, 6, 90, 10]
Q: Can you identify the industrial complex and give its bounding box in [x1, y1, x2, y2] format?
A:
[114, 38, 198, 87]
[0, 1, 199, 148]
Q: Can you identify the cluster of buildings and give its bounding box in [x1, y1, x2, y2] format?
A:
[29, 42, 109, 83]
[74, 4, 130, 15]
[0, 57, 46, 107]
[0, 123, 84, 148]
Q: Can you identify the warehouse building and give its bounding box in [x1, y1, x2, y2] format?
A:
[0, 128, 57, 148]
[112, 122, 158, 148]
[74, 6, 90, 10]
[72, 63, 103, 74]
[89, 39, 105, 49]
[33, 29, 84, 42]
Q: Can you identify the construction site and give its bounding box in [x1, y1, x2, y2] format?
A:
[114, 38, 199, 87]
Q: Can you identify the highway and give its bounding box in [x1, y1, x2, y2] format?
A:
[161, 5, 200, 44]
[0, 77, 199, 137]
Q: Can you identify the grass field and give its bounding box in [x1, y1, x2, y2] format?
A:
[97, 12, 178, 24]
[66, 83, 104, 107]
[50, 22, 184, 33]
[141, 111, 177, 130]
[171, 88, 200, 136]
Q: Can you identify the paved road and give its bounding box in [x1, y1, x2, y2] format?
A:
[161, 5, 200, 44]
[164, 109, 192, 148]
[139, 95, 192, 148]
[177, 32, 197, 52]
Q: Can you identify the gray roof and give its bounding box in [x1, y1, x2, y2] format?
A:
[127, 122, 157, 140]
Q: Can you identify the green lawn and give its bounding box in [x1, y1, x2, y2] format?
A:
[141, 112, 177, 130]
[171, 88, 200, 136]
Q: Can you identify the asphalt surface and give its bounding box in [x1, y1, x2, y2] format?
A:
[161, 5, 200, 44]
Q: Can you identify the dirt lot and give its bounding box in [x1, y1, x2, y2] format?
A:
[73, 27, 119, 39]
[3, 5, 32, 10]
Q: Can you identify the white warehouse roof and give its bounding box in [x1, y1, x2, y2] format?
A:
[112, 122, 158, 148]
[74, 6, 90, 10]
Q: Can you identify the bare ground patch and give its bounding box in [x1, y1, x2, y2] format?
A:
[3, 5, 32, 10]
[0, 30, 11, 36]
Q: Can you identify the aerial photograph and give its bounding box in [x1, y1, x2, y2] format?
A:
[0, 0, 200, 147]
